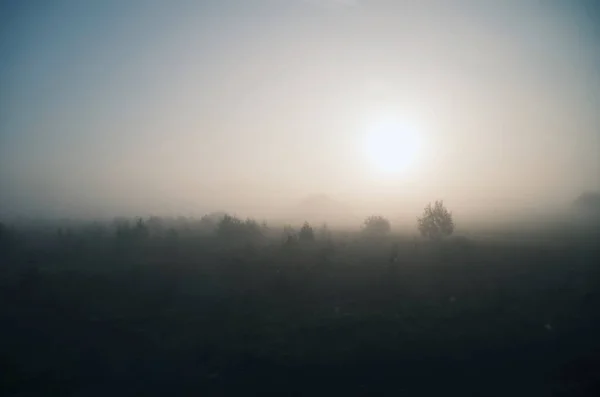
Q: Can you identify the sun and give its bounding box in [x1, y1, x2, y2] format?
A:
[363, 115, 421, 176]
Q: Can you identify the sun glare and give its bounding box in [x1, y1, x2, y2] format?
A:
[363, 115, 421, 176]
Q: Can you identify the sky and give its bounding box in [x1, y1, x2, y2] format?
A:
[1, 0, 599, 221]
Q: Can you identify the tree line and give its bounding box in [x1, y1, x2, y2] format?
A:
[0, 201, 455, 255]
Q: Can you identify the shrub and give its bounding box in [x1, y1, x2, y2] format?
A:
[318, 223, 332, 241]
[283, 225, 297, 246]
[244, 218, 265, 242]
[216, 214, 244, 240]
[417, 200, 454, 240]
[299, 222, 315, 242]
[362, 215, 391, 237]
[217, 215, 265, 244]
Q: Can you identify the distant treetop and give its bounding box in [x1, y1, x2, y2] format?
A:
[574, 191, 600, 212]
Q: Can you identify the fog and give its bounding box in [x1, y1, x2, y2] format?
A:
[1, 0, 599, 226]
[3, 4, 600, 393]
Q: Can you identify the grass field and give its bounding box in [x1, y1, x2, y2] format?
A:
[1, 225, 600, 396]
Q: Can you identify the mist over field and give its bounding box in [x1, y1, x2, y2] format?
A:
[1, 1, 600, 396]
[1, 0, 599, 225]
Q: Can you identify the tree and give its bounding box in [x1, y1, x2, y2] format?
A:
[134, 218, 149, 239]
[260, 221, 270, 237]
[299, 221, 315, 242]
[318, 223, 332, 241]
[146, 216, 164, 237]
[199, 212, 227, 233]
[282, 225, 297, 246]
[573, 191, 600, 224]
[417, 200, 454, 240]
[573, 191, 600, 212]
[114, 218, 131, 240]
[244, 218, 265, 242]
[362, 215, 391, 236]
[216, 214, 244, 240]
[216, 215, 266, 244]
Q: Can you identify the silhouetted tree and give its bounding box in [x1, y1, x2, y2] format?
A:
[573, 191, 600, 227]
[114, 219, 131, 241]
[215, 215, 265, 244]
[317, 223, 335, 263]
[318, 223, 332, 241]
[417, 200, 454, 241]
[299, 221, 315, 242]
[134, 218, 149, 239]
[283, 225, 297, 246]
[216, 214, 244, 240]
[198, 212, 227, 234]
[146, 216, 164, 236]
[260, 221, 270, 238]
[362, 215, 391, 237]
[112, 217, 148, 251]
[574, 191, 600, 211]
[244, 218, 265, 242]
[164, 227, 179, 253]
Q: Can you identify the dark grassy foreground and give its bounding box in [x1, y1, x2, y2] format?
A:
[1, 231, 600, 396]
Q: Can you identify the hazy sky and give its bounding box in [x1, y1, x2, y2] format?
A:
[1, 0, 599, 219]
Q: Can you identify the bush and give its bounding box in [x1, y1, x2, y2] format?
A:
[134, 218, 149, 239]
[299, 222, 315, 242]
[282, 225, 297, 246]
[318, 223, 332, 241]
[244, 218, 265, 242]
[417, 200, 454, 240]
[216, 214, 243, 239]
[362, 215, 391, 237]
[217, 215, 264, 244]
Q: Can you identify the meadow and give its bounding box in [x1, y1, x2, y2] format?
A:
[1, 218, 599, 396]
